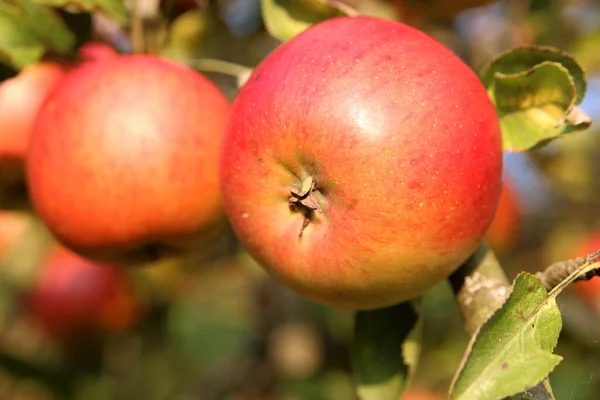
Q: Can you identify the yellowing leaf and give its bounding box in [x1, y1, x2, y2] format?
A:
[481, 46, 591, 152]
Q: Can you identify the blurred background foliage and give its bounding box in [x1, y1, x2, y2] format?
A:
[2, 0, 600, 399]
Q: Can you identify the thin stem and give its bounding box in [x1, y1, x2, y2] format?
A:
[130, 0, 146, 54]
[184, 59, 254, 87]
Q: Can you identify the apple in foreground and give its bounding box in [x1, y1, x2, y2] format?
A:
[27, 55, 230, 265]
[0, 62, 66, 202]
[22, 245, 140, 337]
[219, 17, 503, 310]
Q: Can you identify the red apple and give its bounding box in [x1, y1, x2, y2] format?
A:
[23, 245, 140, 337]
[571, 233, 600, 308]
[0, 62, 67, 201]
[0, 211, 29, 261]
[219, 17, 503, 310]
[485, 182, 520, 254]
[27, 55, 230, 265]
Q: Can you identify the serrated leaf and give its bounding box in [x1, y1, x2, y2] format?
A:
[351, 301, 421, 400]
[0, 3, 45, 68]
[35, 0, 128, 25]
[480, 46, 591, 152]
[260, 0, 343, 42]
[449, 273, 563, 400]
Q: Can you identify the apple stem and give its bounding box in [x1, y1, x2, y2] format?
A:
[130, 0, 146, 54]
[288, 177, 323, 238]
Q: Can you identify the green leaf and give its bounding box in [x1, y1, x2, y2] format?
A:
[260, 0, 344, 42]
[449, 273, 563, 400]
[0, 0, 77, 68]
[19, 0, 75, 52]
[35, 0, 128, 25]
[480, 46, 591, 152]
[0, 3, 45, 68]
[351, 301, 421, 400]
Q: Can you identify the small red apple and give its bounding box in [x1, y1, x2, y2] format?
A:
[27, 55, 230, 265]
[0, 62, 67, 201]
[219, 17, 503, 310]
[571, 233, 600, 308]
[485, 182, 520, 254]
[23, 245, 140, 337]
[0, 211, 29, 261]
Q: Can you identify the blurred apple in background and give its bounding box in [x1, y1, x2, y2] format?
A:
[571, 233, 600, 310]
[402, 388, 445, 400]
[485, 182, 521, 255]
[27, 55, 230, 266]
[0, 62, 67, 206]
[22, 246, 141, 339]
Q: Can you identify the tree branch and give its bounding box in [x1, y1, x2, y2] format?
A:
[536, 249, 600, 291]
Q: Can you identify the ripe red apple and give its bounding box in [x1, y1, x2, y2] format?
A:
[27, 55, 230, 265]
[219, 17, 503, 310]
[22, 245, 140, 337]
[0, 211, 29, 261]
[484, 182, 520, 254]
[0, 62, 67, 201]
[571, 233, 600, 308]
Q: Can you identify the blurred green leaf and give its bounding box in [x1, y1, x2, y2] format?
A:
[351, 301, 421, 400]
[480, 46, 591, 152]
[161, 8, 232, 60]
[35, 0, 128, 25]
[19, 0, 75, 52]
[0, 0, 77, 69]
[260, 0, 343, 42]
[0, 3, 46, 68]
[449, 273, 563, 400]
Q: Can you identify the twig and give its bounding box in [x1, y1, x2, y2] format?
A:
[536, 249, 600, 291]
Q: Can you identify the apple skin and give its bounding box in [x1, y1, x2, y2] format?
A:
[27, 55, 230, 265]
[23, 245, 140, 337]
[0, 62, 67, 198]
[484, 182, 520, 254]
[571, 234, 600, 308]
[219, 17, 503, 310]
